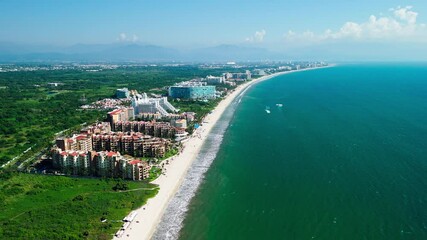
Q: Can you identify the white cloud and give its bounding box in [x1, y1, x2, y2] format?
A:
[394, 6, 417, 24]
[118, 33, 127, 41]
[117, 33, 139, 42]
[246, 29, 266, 42]
[284, 6, 426, 43]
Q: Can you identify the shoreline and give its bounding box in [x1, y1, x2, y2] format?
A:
[113, 65, 333, 240]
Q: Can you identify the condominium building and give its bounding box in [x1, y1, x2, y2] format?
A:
[52, 149, 150, 180]
[52, 150, 91, 175]
[91, 132, 170, 158]
[205, 75, 225, 85]
[114, 120, 178, 139]
[171, 119, 187, 129]
[80, 122, 111, 135]
[107, 107, 135, 131]
[56, 134, 93, 152]
[125, 160, 150, 181]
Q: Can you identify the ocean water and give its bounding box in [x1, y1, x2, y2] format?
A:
[176, 64, 427, 239]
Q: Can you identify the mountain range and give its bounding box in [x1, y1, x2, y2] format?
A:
[0, 43, 281, 62]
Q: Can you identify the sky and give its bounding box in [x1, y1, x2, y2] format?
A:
[1, 0, 427, 60]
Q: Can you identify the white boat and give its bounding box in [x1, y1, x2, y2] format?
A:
[265, 107, 271, 114]
[276, 103, 283, 107]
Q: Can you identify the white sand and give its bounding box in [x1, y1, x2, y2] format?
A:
[114, 66, 331, 240]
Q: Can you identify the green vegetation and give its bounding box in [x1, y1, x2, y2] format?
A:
[147, 166, 162, 182]
[0, 170, 158, 239]
[161, 147, 179, 160]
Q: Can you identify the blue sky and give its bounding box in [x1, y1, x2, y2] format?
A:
[1, 0, 427, 59]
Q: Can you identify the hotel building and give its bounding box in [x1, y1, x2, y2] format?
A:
[168, 82, 216, 99]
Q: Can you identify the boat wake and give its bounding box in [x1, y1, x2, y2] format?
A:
[152, 94, 241, 240]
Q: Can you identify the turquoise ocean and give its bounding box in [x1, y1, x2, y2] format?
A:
[156, 64, 427, 239]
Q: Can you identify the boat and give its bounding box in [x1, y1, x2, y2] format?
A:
[265, 107, 271, 114]
[276, 103, 283, 107]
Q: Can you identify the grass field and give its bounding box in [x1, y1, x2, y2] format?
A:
[0, 171, 158, 239]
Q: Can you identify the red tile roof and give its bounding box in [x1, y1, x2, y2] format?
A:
[109, 109, 122, 115]
[76, 135, 86, 141]
[129, 160, 141, 165]
[107, 151, 116, 157]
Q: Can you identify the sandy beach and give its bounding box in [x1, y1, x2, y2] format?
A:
[114, 66, 331, 240]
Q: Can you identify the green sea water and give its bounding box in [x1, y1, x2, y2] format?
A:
[179, 64, 427, 239]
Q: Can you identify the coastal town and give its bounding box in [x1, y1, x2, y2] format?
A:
[2, 1, 426, 239]
[0, 61, 328, 239]
[42, 63, 326, 238]
[43, 62, 326, 183]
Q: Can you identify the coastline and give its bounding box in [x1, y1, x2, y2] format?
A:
[113, 65, 333, 240]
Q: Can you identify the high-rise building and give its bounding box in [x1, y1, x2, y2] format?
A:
[205, 75, 225, 85]
[107, 107, 134, 131]
[169, 82, 216, 99]
[55, 134, 92, 152]
[131, 93, 178, 117]
[52, 148, 150, 180]
[91, 132, 170, 158]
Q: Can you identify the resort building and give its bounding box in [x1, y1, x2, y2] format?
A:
[91, 132, 170, 158]
[116, 88, 130, 98]
[205, 75, 225, 85]
[52, 149, 91, 175]
[113, 120, 179, 139]
[80, 122, 111, 135]
[183, 112, 196, 122]
[107, 107, 135, 131]
[52, 149, 150, 180]
[171, 119, 187, 129]
[56, 134, 93, 152]
[223, 70, 252, 81]
[131, 92, 178, 117]
[168, 82, 216, 99]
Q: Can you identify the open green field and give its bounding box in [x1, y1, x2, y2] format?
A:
[0, 171, 158, 239]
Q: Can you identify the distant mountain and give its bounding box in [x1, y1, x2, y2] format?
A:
[0, 42, 282, 62]
[188, 44, 278, 61]
[100, 44, 181, 61]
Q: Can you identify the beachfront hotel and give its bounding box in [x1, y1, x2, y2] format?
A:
[168, 82, 216, 99]
[131, 92, 178, 117]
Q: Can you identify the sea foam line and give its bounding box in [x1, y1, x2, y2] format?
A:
[152, 95, 242, 240]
